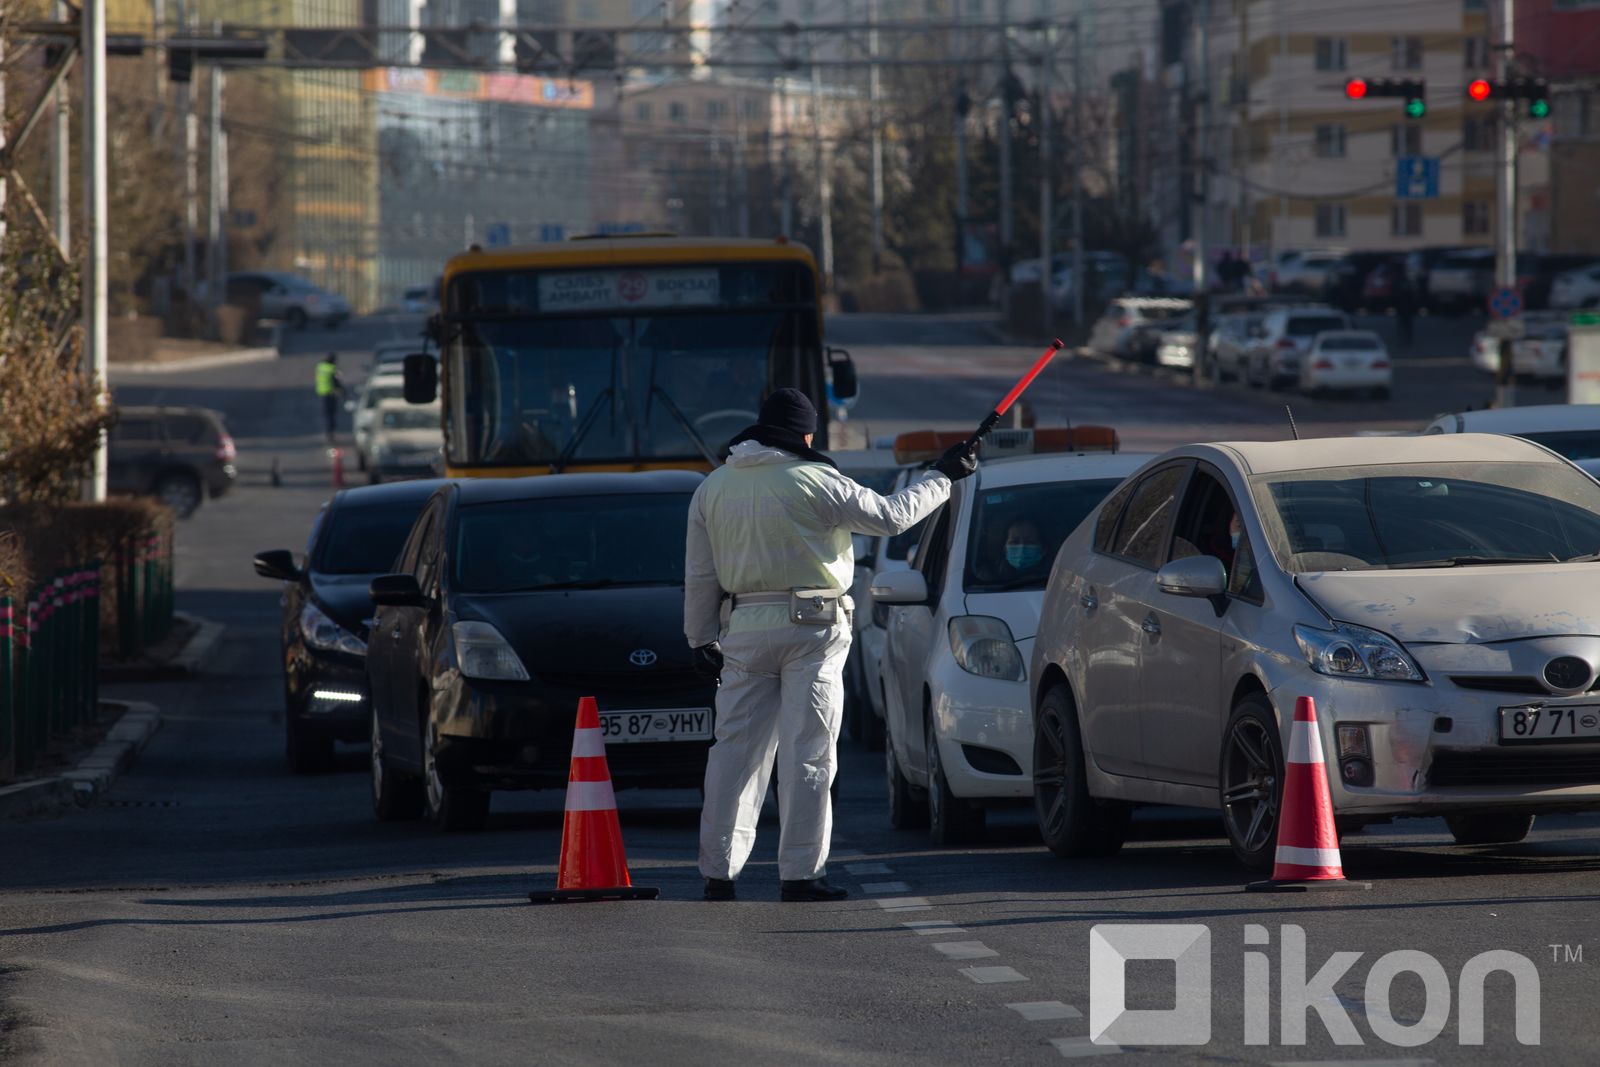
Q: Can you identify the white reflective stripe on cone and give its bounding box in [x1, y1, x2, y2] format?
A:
[571, 727, 606, 758]
[1287, 722, 1325, 764]
[1274, 844, 1342, 868]
[565, 779, 618, 812]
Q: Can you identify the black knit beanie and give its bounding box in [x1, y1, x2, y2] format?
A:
[757, 388, 818, 437]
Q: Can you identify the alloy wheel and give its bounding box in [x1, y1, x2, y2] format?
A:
[424, 722, 444, 814]
[1033, 703, 1070, 842]
[1222, 716, 1279, 856]
[370, 708, 384, 803]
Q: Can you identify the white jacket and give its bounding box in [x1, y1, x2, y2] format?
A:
[684, 441, 951, 646]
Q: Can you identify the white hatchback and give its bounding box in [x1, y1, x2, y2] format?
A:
[872, 451, 1150, 844]
[1299, 330, 1391, 398]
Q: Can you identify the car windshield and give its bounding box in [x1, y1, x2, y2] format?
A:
[315, 499, 430, 575]
[1287, 315, 1346, 337]
[380, 408, 438, 429]
[1321, 336, 1381, 351]
[1256, 462, 1600, 572]
[451, 492, 691, 593]
[364, 384, 404, 407]
[965, 478, 1125, 591]
[1515, 430, 1600, 461]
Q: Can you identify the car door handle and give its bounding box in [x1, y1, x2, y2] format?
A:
[1141, 615, 1162, 636]
[1080, 594, 1098, 610]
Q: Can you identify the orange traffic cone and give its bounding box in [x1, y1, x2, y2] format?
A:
[528, 697, 660, 903]
[1247, 697, 1370, 893]
[330, 447, 345, 489]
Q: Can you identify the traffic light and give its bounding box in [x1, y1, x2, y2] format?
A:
[1463, 77, 1552, 118]
[1344, 78, 1426, 115]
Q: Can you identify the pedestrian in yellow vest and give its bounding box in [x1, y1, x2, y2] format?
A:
[315, 353, 345, 444]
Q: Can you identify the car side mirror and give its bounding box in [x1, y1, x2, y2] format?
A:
[870, 569, 930, 605]
[828, 347, 858, 402]
[370, 573, 425, 607]
[1156, 556, 1227, 599]
[253, 549, 300, 582]
[403, 354, 438, 404]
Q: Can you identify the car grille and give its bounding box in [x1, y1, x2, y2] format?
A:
[537, 669, 703, 693]
[1450, 676, 1600, 696]
[1430, 750, 1600, 788]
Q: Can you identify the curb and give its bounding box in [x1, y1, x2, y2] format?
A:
[108, 346, 278, 375]
[98, 612, 226, 682]
[0, 700, 162, 818]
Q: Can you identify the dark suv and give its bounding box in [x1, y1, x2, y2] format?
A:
[108, 406, 237, 517]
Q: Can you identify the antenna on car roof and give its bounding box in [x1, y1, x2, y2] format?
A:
[1285, 404, 1301, 441]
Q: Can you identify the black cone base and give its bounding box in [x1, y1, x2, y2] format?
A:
[1246, 878, 1372, 893]
[528, 885, 661, 904]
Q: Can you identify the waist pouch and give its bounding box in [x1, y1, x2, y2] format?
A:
[790, 588, 851, 626]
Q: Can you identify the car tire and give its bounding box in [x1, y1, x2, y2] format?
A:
[1445, 813, 1534, 846]
[286, 307, 308, 330]
[927, 713, 985, 846]
[1219, 693, 1286, 871]
[1033, 683, 1129, 858]
[886, 728, 927, 830]
[154, 471, 203, 518]
[370, 707, 423, 821]
[286, 714, 334, 774]
[424, 721, 490, 832]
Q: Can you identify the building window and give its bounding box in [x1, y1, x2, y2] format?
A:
[1391, 36, 1423, 71]
[1391, 202, 1423, 236]
[1315, 203, 1347, 238]
[1464, 115, 1495, 151]
[1391, 124, 1423, 156]
[1314, 37, 1347, 72]
[669, 101, 687, 123]
[707, 99, 727, 120]
[1315, 124, 1346, 157]
[1463, 36, 1491, 69]
[634, 102, 651, 121]
[1463, 200, 1492, 235]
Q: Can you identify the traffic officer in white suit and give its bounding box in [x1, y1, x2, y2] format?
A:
[685, 388, 978, 901]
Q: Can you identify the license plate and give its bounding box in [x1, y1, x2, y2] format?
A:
[1343, 357, 1361, 369]
[1500, 705, 1600, 743]
[598, 708, 714, 744]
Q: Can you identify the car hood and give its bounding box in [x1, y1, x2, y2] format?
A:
[455, 586, 694, 677]
[964, 590, 1046, 643]
[1296, 567, 1600, 644]
[310, 573, 379, 636]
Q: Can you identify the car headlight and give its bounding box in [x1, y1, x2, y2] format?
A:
[299, 602, 366, 657]
[452, 620, 529, 681]
[948, 616, 1026, 681]
[1293, 622, 1424, 683]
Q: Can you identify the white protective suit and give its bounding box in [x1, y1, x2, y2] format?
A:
[687, 440, 952, 881]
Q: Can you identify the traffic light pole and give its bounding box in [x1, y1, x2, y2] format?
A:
[85, 0, 109, 502]
[1495, 0, 1517, 409]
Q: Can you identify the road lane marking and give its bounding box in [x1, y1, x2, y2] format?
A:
[959, 965, 1028, 984]
[844, 862, 893, 875]
[876, 896, 931, 911]
[1006, 1002, 1083, 1022]
[1268, 1061, 1435, 1067]
[1050, 1037, 1121, 1058]
[859, 880, 912, 894]
[902, 921, 969, 935]
[932, 941, 998, 960]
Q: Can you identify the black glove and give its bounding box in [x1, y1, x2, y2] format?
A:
[691, 643, 725, 683]
[934, 441, 979, 482]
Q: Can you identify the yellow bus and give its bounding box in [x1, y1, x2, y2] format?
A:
[402, 235, 855, 477]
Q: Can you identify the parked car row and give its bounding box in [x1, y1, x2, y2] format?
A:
[1271, 246, 1600, 316]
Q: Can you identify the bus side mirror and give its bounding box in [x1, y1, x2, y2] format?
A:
[828, 347, 858, 401]
[403, 354, 437, 404]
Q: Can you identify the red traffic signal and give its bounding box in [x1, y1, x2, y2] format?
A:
[1468, 79, 1493, 102]
[1344, 78, 1369, 100]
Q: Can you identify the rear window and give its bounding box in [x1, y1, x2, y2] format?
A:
[315, 499, 431, 575]
[380, 408, 438, 430]
[161, 414, 213, 443]
[1287, 315, 1347, 337]
[964, 479, 1124, 592]
[1321, 336, 1382, 351]
[451, 493, 691, 593]
[364, 384, 405, 407]
[1517, 430, 1600, 462]
[112, 418, 158, 442]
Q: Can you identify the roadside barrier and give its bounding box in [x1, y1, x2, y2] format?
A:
[1247, 696, 1370, 893]
[529, 696, 659, 903]
[0, 563, 102, 780]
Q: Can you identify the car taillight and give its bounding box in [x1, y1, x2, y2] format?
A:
[1118, 315, 1131, 328]
[1276, 338, 1297, 350]
[1313, 359, 1335, 370]
[1371, 360, 1390, 369]
[215, 435, 236, 462]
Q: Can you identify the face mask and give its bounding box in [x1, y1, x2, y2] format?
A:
[1006, 544, 1043, 569]
[1229, 530, 1242, 550]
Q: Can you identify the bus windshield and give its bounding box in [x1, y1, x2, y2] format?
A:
[443, 262, 820, 468]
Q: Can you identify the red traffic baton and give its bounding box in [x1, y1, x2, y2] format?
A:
[965, 339, 1065, 449]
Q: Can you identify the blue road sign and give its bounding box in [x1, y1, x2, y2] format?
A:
[538, 223, 565, 242]
[1489, 286, 1523, 320]
[1395, 157, 1440, 200]
[485, 222, 512, 248]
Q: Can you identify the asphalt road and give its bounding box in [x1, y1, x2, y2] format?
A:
[2, 312, 1597, 1065]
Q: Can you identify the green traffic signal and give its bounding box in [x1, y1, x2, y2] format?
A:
[1405, 97, 1427, 118]
[1530, 98, 1551, 119]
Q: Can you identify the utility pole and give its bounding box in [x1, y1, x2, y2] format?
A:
[998, 0, 1014, 283]
[1494, 0, 1518, 408]
[811, 62, 834, 291]
[1038, 21, 1053, 340]
[54, 0, 72, 247]
[151, 0, 165, 134]
[778, 74, 794, 236]
[177, 3, 198, 331]
[868, 0, 884, 272]
[85, 0, 109, 501]
[1070, 11, 1085, 329]
[955, 2, 970, 275]
[207, 61, 225, 340]
[1190, 0, 1212, 386]
[734, 96, 750, 238]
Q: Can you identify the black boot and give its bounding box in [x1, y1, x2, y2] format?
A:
[780, 878, 848, 902]
[704, 878, 736, 901]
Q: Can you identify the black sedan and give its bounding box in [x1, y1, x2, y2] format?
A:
[253, 479, 450, 772]
[365, 471, 715, 830]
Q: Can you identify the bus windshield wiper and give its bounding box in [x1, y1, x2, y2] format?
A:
[650, 384, 720, 467]
[549, 387, 613, 474]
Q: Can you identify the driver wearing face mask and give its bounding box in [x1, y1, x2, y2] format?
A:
[1000, 519, 1046, 577]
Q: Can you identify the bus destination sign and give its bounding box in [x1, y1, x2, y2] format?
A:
[539, 269, 721, 312]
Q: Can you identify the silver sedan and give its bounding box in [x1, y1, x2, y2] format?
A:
[1031, 433, 1600, 869]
